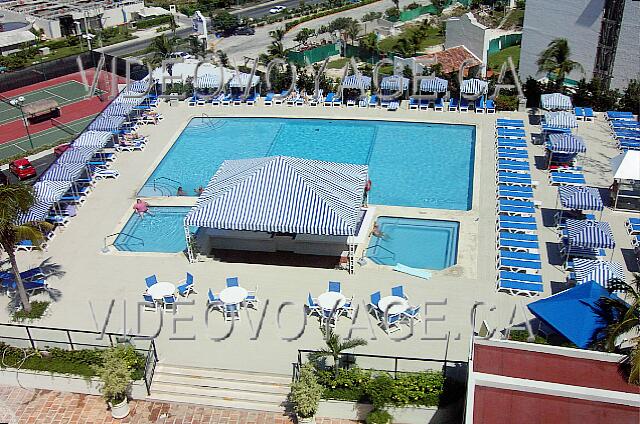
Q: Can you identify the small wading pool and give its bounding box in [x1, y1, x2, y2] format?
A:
[366, 217, 459, 270]
[114, 207, 193, 253]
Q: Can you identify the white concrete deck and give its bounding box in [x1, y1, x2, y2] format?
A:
[3, 102, 637, 375]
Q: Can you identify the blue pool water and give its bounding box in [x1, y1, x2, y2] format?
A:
[366, 217, 459, 270]
[114, 207, 192, 252]
[139, 118, 475, 210]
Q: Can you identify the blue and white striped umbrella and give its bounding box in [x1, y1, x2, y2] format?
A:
[460, 78, 488, 94]
[380, 76, 409, 91]
[88, 116, 125, 131]
[114, 91, 146, 105]
[558, 186, 603, 211]
[16, 201, 54, 225]
[185, 156, 368, 236]
[546, 133, 586, 154]
[72, 131, 112, 148]
[544, 111, 578, 129]
[541, 93, 573, 110]
[102, 102, 134, 117]
[58, 146, 98, 163]
[573, 259, 625, 287]
[128, 79, 150, 93]
[41, 162, 86, 182]
[228, 73, 259, 88]
[342, 75, 372, 90]
[420, 77, 448, 92]
[33, 181, 72, 203]
[195, 75, 220, 88]
[566, 219, 615, 249]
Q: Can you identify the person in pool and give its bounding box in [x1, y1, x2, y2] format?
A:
[133, 199, 150, 218]
[194, 186, 204, 195]
[371, 221, 387, 239]
[177, 186, 186, 196]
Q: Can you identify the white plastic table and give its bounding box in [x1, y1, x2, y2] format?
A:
[220, 286, 248, 305]
[147, 282, 176, 300]
[378, 296, 409, 315]
[317, 292, 346, 310]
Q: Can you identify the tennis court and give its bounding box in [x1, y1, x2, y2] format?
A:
[0, 115, 98, 160]
[0, 80, 102, 125]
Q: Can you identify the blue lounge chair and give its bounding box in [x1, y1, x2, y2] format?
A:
[369, 291, 382, 318]
[497, 139, 528, 150]
[177, 273, 195, 297]
[583, 107, 594, 121]
[306, 293, 320, 316]
[625, 219, 640, 235]
[0, 267, 44, 283]
[496, 271, 543, 296]
[606, 111, 634, 121]
[475, 97, 485, 113]
[498, 250, 541, 262]
[485, 99, 496, 113]
[226, 277, 239, 287]
[496, 186, 534, 201]
[142, 293, 156, 311]
[496, 128, 526, 139]
[497, 199, 536, 216]
[459, 98, 469, 112]
[497, 149, 529, 161]
[498, 215, 537, 225]
[408, 97, 419, 110]
[496, 170, 533, 183]
[391, 285, 405, 298]
[145, 275, 157, 288]
[549, 171, 586, 186]
[328, 281, 341, 293]
[402, 305, 421, 322]
[497, 256, 542, 273]
[434, 97, 444, 111]
[496, 119, 524, 128]
[499, 231, 539, 242]
[419, 99, 429, 110]
[497, 236, 539, 253]
[263, 92, 275, 106]
[574, 107, 584, 121]
[611, 121, 639, 130]
[388, 101, 399, 111]
[332, 95, 342, 107]
[448, 98, 458, 112]
[1, 278, 47, 294]
[207, 289, 222, 310]
[496, 220, 537, 234]
[245, 93, 258, 105]
[497, 159, 530, 174]
[162, 295, 176, 312]
[368, 95, 378, 107]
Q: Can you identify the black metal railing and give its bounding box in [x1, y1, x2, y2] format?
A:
[0, 322, 158, 395]
[294, 349, 466, 381]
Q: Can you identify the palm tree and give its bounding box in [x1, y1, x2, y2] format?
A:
[344, 20, 361, 45]
[188, 36, 206, 59]
[592, 275, 640, 385]
[145, 34, 178, 68]
[0, 184, 53, 312]
[267, 28, 286, 60]
[309, 328, 367, 377]
[536, 38, 584, 89]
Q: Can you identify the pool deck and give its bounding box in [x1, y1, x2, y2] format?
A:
[3, 102, 637, 376]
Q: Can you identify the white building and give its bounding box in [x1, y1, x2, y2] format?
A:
[519, 0, 640, 90]
[0, 10, 36, 55]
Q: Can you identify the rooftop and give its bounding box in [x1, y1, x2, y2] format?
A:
[415, 45, 482, 75]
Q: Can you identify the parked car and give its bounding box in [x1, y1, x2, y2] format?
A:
[9, 158, 36, 180]
[269, 5, 287, 14]
[54, 143, 71, 157]
[234, 26, 255, 36]
[0, 170, 9, 185]
[168, 52, 193, 60]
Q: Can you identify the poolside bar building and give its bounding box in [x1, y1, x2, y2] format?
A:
[184, 156, 371, 273]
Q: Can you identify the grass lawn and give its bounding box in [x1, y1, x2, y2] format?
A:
[488, 45, 521, 72]
[327, 57, 350, 69]
[378, 25, 443, 54]
[502, 9, 525, 29]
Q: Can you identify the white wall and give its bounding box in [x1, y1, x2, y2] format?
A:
[519, 0, 604, 83]
[446, 13, 488, 74]
[610, 0, 640, 90]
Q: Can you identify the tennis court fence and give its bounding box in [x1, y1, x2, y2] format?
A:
[0, 52, 148, 94]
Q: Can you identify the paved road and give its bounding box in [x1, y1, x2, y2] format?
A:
[100, 27, 193, 57]
[3, 153, 56, 185]
[236, 0, 326, 19]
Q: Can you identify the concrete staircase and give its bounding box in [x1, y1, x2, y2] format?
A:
[148, 364, 291, 412]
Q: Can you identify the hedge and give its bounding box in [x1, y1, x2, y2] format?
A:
[135, 15, 172, 30]
[285, 0, 382, 32]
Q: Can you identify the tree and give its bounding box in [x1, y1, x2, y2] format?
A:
[188, 36, 206, 59]
[360, 33, 379, 54]
[522, 76, 542, 108]
[536, 38, 584, 89]
[0, 184, 53, 312]
[294, 28, 315, 46]
[309, 328, 367, 378]
[212, 11, 240, 34]
[361, 11, 382, 22]
[217, 50, 229, 67]
[591, 275, 640, 386]
[620, 79, 640, 113]
[266, 28, 287, 59]
[385, 7, 400, 20]
[145, 34, 177, 68]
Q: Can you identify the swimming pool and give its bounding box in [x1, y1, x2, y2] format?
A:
[139, 118, 475, 210]
[366, 217, 459, 270]
[114, 207, 192, 252]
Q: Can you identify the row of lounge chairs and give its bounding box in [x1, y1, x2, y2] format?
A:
[0, 267, 48, 295]
[494, 118, 544, 296]
[606, 110, 639, 151]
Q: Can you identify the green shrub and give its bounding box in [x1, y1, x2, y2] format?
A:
[92, 346, 132, 404]
[135, 15, 172, 30]
[11, 301, 50, 322]
[495, 95, 518, 111]
[290, 363, 323, 418]
[508, 329, 548, 344]
[366, 409, 392, 424]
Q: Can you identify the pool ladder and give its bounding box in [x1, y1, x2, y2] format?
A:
[150, 176, 182, 196]
[102, 232, 144, 253]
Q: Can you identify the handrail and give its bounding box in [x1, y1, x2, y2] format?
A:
[152, 176, 181, 196]
[103, 232, 144, 252]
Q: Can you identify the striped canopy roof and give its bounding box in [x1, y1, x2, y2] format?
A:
[380, 76, 409, 91]
[33, 181, 72, 203]
[41, 162, 86, 182]
[228, 73, 260, 88]
[88, 116, 125, 131]
[58, 146, 97, 164]
[558, 186, 603, 211]
[460, 78, 488, 94]
[541, 93, 573, 110]
[128, 78, 150, 93]
[185, 156, 368, 236]
[566, 219, 615, 249]
[342, 75, 372, 90]
[102, 102, 134, 117]
[195, 75, 221, 88]
[573, 259, 625, 287]
[544, 111, 578, 129]
[17, 201, 53, 225]
[546, 133, 586, 154]
[72, 131, 112, 148]
[420, 77, 448, 92]
[114, 91, 146, 105]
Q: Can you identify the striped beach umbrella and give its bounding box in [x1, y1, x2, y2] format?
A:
[419, 77, 448, 92]
[460, 78, 488, 94]
[195, 75, 220, 89]
[566, 219, 615, 249]
[341, 75, 372, 90]
[33, 181, 72, 203]
[380, 76, 409, 91]
[88, 116, 125, 131]
[73, 131, 112, 148]
[58, 146, 97, 163]
[16, 201, 54, 225]
[41, 162, 86, 182]
[558, 186, 604, 211]
[573, 259, 625, 287]
[541, 93, 573, 110]
[546, 134, 586, 153]
[544, 111, 578, 128]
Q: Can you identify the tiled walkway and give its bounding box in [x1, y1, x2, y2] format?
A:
[0, 385, 355, 424]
